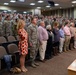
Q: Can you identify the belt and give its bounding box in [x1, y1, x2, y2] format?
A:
[61, 37, 65, 38]
[65, 35, 70, 36]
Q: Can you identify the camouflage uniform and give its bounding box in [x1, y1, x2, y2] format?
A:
[0, 21, 3, 36]
[3, 20, 12, 37]
[45, 19, 52, 26]
[28, 24, 39, 65]
[11, 20, 18, 36]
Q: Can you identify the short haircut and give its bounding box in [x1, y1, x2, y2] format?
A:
[70, 22, 74, 26]
[31, 17, 36, 22]
[46, 25, 51, 29]
[40, 20, 44, 23]
[65, 20, 69, 25]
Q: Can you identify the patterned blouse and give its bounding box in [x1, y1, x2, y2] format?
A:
[18, 28, 28, 55]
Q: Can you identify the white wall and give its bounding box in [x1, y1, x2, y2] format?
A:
[66, 9, 68, 17]
[0, 6, 41, 15]
[0, 5, 76, 18]
[30, 9, 41, 15]
[74, 7, 76, 18]
[0, 6, 29, 11]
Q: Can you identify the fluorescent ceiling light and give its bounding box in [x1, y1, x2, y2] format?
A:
[13, 10, 17, 12]
[37, 7, 41, 9]
[8, 10, 11, 12]
[30, 3, 35, 5]
[55, 3, 59, 6]
[4, 3, 9, 5]
[19, 0, 25, 2]
[10, 0, 16, 3]
[72, 1, 76, 3]
[46, 5, 50, 8]
[3, 10, 7, 12]
[23, 11, 27, 14]
[38, 0, 44, 3]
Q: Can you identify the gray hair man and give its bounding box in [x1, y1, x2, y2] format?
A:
[38, 21, 48, 62]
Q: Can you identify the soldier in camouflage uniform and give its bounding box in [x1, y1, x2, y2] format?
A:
[3, 15, 12, 37]
[11, 18, 18, 36]
[0, 14, 3, 36]
[44, 16, 52, 27]
[28, 17, 39, 68]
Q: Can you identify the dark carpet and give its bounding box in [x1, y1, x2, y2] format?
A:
[1, 49, 76, 75]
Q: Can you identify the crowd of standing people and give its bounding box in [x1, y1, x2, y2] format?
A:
[0, 12, 76, 72]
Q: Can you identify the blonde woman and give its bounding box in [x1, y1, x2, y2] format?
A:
[17, 19, 28, 72]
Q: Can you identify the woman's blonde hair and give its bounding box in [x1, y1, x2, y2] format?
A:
[17, 19, 25, 30]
